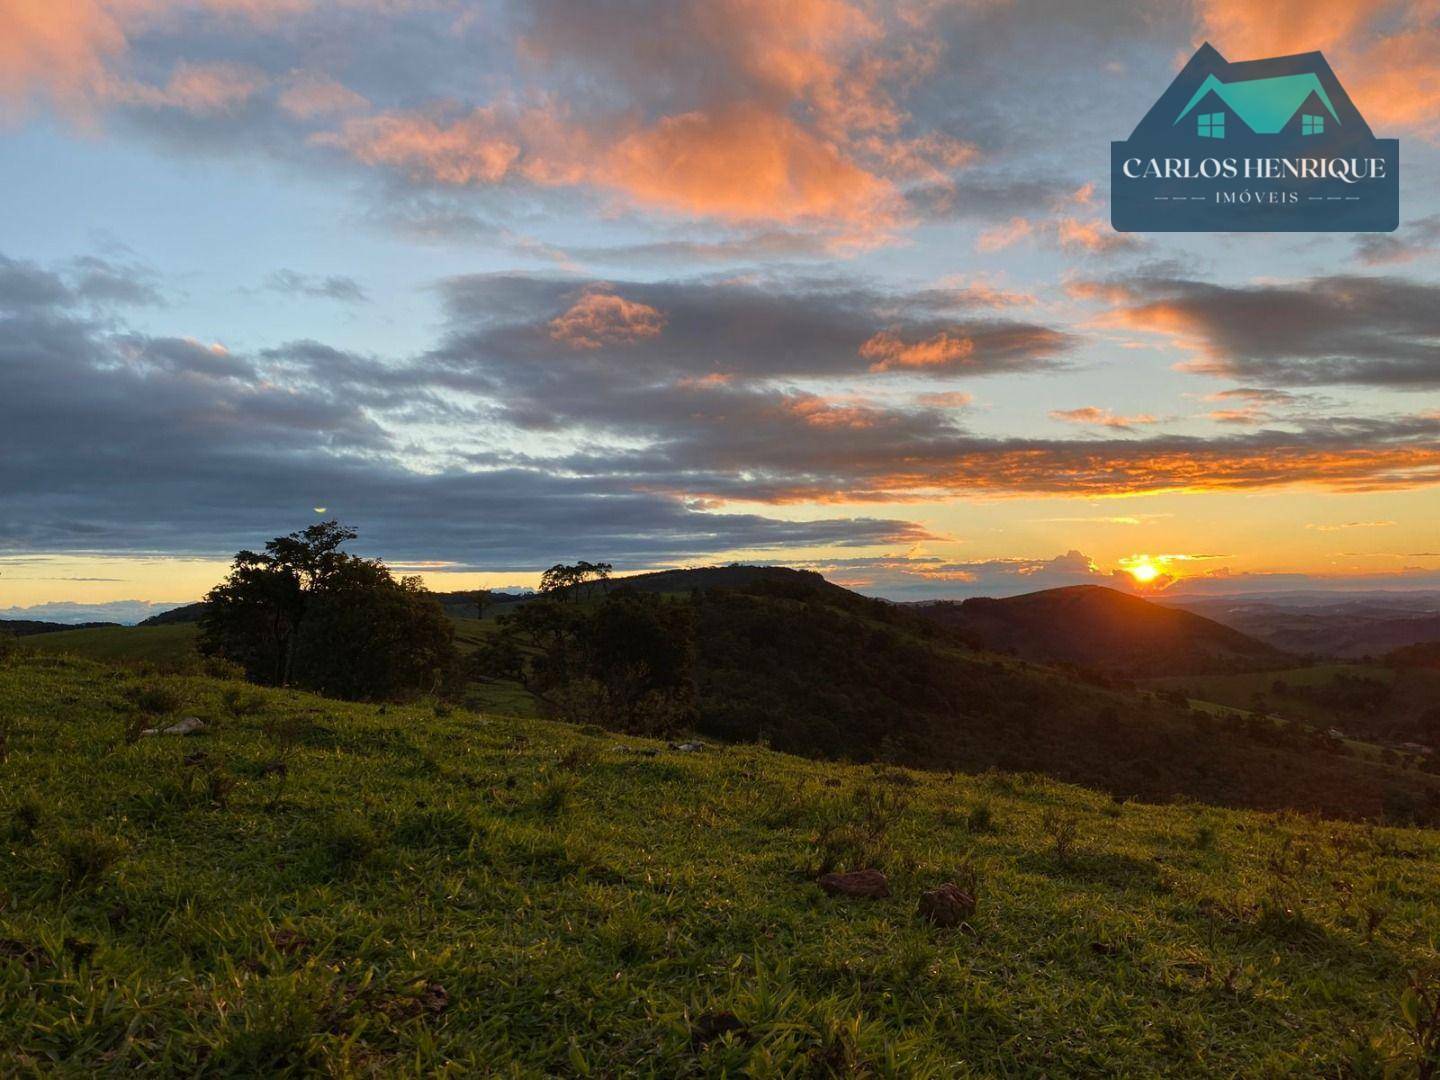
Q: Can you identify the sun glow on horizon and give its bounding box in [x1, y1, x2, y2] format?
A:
[1123, 557, 1163, 585]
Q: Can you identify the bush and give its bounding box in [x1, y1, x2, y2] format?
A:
[56, 827, 125, 886]
[1041, 809, 1081, 865]
[965, 801, 995, 833]
[221, 686, 267, 719]
[317, 814, 378, 871]
[126, 680, 185, 717]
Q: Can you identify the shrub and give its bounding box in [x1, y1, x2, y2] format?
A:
[221, 686, 267, 719]
[1400, 969, 1440, 1079]
[126, 680, 184, 717]
[393, 807, 474, 849]
[1041, 809, 1081, 865]
[6, 797, 40, 841]
[806, 783, 908, 875]
[965, 801, 994, 833]
[318, 814, 378, 871]
[534, 773, 579, 816]
[56, 827, 125, 886]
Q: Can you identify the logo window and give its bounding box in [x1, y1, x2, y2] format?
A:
[1301, 113, 1325, 135]
[1197, 111, 1225, 138]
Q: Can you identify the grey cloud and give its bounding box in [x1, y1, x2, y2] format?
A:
[260, 269, 368, 304]
[1096, 273, 1440, 389]
[1353, 215, 1440, 266]
[432, 271, 1072, 382]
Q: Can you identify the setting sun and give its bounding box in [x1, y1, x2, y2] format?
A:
[1125, 558, 1162, 585]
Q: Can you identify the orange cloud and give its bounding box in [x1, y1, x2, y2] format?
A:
[104, 60, 268, 114]
[600, 103, 899, 230]
[915, 390, 974, 408]
[0, 0, 127, 120]
[860, 329, 976, 371]
[548, 290, 666, 349]
[1196, 0, 1440, 137]
[779, 394, 881, 430]
[1055, 216, 1136, 254]
[320, 106, 527, 185]
[1050, 407, 1161, 431]
[277, 73, 368, 120]
[975, 216, 1032, 253]
[323, 101, 901, 240]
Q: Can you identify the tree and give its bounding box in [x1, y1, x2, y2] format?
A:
[539, 561, 615, 601]
[199, 522, 457, 700]
[479, 585, 694, 733]
[473, 588, 497, 620]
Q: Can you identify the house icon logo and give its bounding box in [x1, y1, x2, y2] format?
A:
[1111, 44, 1398, 232]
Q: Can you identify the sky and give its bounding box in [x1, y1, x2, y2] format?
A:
[1, 0, 1439, 622]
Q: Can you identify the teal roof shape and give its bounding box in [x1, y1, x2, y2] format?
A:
[1174, 72, 1340, 133]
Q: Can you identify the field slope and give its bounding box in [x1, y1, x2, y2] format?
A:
[2, 653, 1440, 1074]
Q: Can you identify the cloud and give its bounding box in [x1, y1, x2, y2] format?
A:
[976, 216, 1032, 252]
[860, 329, 975, 371]
[276, 72, 367, 120]
[259, 269, 368, 304]
[1049, 407, 1162, 432]
[6, 245, 1440, 582]
[1353, 214, 1440, 266]
[0, 599, 188, 626]
[1, 0, 998, 248]
[104, 59, 268, 115]
[1087, 273, 1440, 389]
[809, 548, 1114, 600]
[548, 289, 667, 349]
[1195, 0, 1440, 138]
[433, 271, 1070, 382]
[1305, 520, 1397, 532]
[0, 254, 937, 564]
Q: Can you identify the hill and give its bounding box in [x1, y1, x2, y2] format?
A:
[0, 618, 119, 637]
[1387, 641, 1440, 670]
[136, 602, 206, 627]
[2, 651, 1439, 1074]
[26, 569, 1440, 822]
[914, 585, 1288, 676]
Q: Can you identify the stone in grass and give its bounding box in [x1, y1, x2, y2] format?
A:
[818, 868, 890, 899]
[668, 741, 706, 752]
[918, 882, 976, 927]
[141, 716, 207, 737]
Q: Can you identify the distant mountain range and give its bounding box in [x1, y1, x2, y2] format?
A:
[1160, 593, 1440, 658]
[0, 618, 120, 637]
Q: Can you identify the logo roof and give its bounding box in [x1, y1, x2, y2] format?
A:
[1175, 72, 1340, 133]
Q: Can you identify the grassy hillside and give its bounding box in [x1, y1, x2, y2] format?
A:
[1151, 664, 1440, 749]
[683, 579, 1440, 823]
[19, 576, 1440, 823]
[2, 653, 1440, 1074]
[25, 623, 200, 665]
[916, 585, 1287, 676]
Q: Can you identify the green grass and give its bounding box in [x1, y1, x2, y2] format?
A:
[25, 624, 200, 666]
[3, 653, 1440, 1074]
